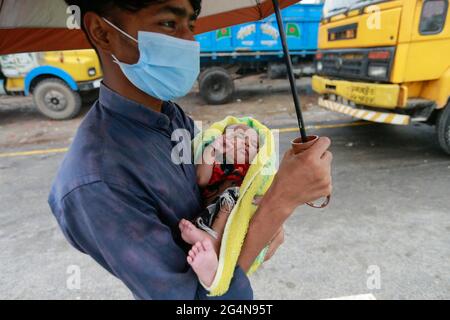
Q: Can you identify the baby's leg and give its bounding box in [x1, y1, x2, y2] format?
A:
[179, 219, 211, 245]
[179, 204, 232, 255]
[209, 204, 233, 253]
[180, 188, 237, 253]
[187, 240, 218, 288]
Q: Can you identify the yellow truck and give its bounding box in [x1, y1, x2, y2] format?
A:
[313, 0, 450, 154]
[0, 50, 102, 120]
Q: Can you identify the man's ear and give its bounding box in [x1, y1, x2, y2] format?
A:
[83, 12, 113, 53]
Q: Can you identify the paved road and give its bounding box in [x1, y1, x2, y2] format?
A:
[1, 119, 449, 300]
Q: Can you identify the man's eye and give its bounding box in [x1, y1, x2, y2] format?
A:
[161, 21, 176, 29]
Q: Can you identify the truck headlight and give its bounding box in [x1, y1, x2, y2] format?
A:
[88, 68, 97, 77]
[368, 65, 388, 78]
[317, 61, 323, 72]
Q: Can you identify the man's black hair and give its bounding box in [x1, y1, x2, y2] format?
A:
[66, 0, 202, 30]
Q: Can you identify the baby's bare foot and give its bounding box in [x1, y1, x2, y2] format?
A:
[187, 240, 218, 287]
[179, 219, 207, 245]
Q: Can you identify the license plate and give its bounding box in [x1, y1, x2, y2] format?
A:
[348, 85, 376, 105]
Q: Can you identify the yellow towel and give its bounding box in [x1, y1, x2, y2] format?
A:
[193, 116, 277, 296]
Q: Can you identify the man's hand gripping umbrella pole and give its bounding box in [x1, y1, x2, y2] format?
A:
[272, 0, 331, 208]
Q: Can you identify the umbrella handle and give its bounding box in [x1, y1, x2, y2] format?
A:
[307, 195, 331, 209]
[291, 135, 332, 209]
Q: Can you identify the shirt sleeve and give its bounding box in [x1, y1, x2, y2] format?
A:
[55, 181, 253, 300]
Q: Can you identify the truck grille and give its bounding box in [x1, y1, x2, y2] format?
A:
[317, 47, 395, 82]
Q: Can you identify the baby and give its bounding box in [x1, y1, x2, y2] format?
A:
[178, 124, 259, 288]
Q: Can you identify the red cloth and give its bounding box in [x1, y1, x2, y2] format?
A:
[202, 163, 250, 200]
[209, 163, 250, 186]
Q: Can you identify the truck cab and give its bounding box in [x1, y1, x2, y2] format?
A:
[313, 0, 450, 154]
[0, 49, 102, 120]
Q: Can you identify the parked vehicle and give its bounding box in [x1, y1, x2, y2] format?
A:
[0, 69, 5, 95]
[0, 4, 324, 113]
[0, 49, 102, 120]
[195, 3, 323, 104]
[313, 0, 450, 154]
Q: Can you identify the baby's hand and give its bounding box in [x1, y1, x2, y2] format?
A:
[210, 135, 225, 152]
[211, 135, 233, 155]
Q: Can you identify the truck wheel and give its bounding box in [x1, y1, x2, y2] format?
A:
[32, 78, 81, 120]
[199, 67, 234, 105]
[267, 63, 286, 79]
[436, 103, 450, 155]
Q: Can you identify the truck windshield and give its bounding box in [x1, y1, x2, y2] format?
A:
[323, 0, 391, 18]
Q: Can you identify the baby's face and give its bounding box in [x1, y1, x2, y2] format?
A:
[223, 125, 259, 165]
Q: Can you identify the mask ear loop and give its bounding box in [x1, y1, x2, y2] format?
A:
[102, 18, 138, 64]
[102, 18, 138, 43]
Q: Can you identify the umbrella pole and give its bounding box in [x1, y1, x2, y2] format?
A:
[271, 0, 308, 142]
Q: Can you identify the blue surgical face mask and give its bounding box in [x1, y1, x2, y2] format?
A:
[103, 18, 200, 101]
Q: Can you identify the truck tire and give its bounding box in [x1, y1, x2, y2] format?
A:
[436, 103, 450, 155]
[32, 78, 81, 120]
[199, 67, 234, 105]
[267, 63, 286, 79]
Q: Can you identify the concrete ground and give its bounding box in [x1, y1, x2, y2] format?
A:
[1, 79, 449, 300]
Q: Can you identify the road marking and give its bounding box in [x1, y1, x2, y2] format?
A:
[0, 121, 371, 159]
[324, 293, 377, 300]
[277, 120, 372, 133]
[0, 148, 68, 158]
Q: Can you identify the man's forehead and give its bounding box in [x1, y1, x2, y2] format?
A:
[142, 0, 196, 19]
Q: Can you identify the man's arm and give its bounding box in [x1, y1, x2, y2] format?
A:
[239, 137, 333, 271]
[53, 181, 252, 300]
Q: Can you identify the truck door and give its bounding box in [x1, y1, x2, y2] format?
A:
[405, 0, 449, 83]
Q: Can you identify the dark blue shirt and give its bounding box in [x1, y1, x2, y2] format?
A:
[48, 84, 253, 300]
